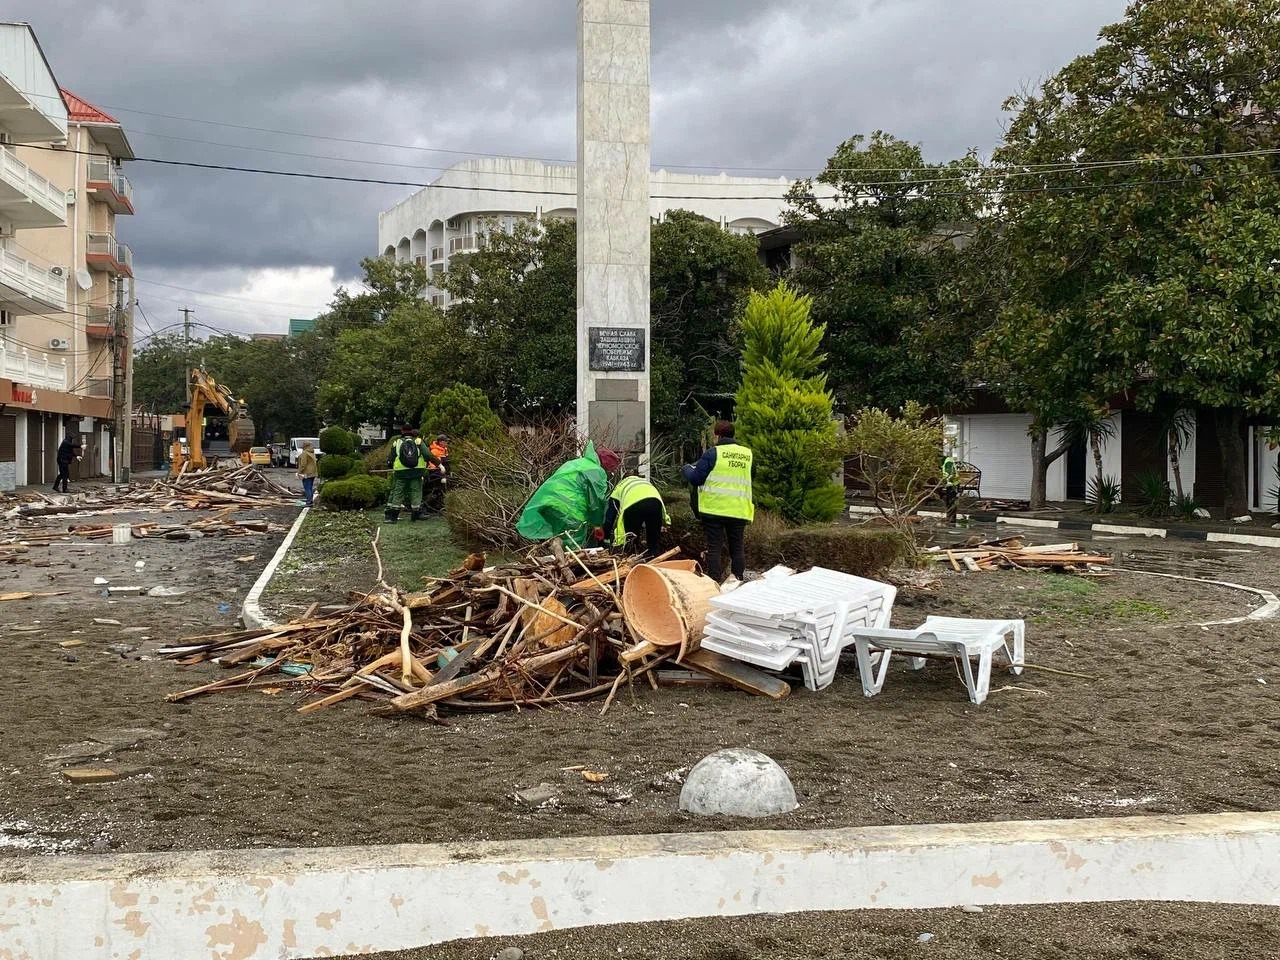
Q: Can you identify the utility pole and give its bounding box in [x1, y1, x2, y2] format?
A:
[181, 307, 194, 407]
[110, 280, 127, 483]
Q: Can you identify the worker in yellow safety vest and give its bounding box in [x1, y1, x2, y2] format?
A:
[683, 420, 754, 582]
[602, 474, 670, 557]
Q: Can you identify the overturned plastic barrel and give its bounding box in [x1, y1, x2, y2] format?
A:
[621, 562, 720, 652]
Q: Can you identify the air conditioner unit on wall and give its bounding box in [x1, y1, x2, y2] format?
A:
[49, 337, 69, 350]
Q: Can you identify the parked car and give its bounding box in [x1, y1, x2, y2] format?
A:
[249, 446, 272, 467]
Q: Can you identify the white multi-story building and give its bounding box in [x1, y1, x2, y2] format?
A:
[377, 157, 805, 307]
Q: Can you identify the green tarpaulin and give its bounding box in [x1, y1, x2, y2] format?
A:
[515, 441, 609, 548]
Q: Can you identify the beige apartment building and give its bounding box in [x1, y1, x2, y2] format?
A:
[0, 22, 137, 490]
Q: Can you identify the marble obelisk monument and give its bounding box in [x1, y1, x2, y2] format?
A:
[576, 0, 651, 472]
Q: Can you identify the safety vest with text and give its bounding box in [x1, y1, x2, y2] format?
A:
[609, 476, 670, 546]
[699, 443, 755, 522]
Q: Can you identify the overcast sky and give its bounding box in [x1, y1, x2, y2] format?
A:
[22, 0, 1128, 338]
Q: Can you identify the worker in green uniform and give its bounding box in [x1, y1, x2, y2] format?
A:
[684, 420, 755, 582]
[603, 474, 670, 557]
[941, 451, 960, 526]
[385, 426, 439, 523]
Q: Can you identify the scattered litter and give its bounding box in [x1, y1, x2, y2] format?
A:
[581, 770, 609, 783]
[62, 767, 136, 785]
[92, 618, 122, 626]
[917, 933, 935, 944]
[1194, 508, 1212, 519]
[58, 640, 83, 649]
[960, 905, 984, 915]
[513, 784, 559, 807]
[1259, 678, 1268, 685]
[93, 577, 109, 586]
[106, 586, 144, 596]
[147, 586, 188, 598]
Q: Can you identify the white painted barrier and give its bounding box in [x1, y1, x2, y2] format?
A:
[3, 813, 1280, 959]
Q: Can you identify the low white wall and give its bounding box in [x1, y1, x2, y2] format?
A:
[3, 813, 1279, 959]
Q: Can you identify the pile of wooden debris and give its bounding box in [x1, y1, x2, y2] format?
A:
[160, 539, 782, 718]
[932, 536, 1112, 574]
[7, 466, 297, 521]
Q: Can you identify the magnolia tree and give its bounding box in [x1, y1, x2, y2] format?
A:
[846, 402, 944, 560]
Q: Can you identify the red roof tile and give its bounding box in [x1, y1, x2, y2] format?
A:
[59, 88, 119, 125]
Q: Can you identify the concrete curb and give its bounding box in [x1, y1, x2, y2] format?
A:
[1122, 568, 1280, 627]
[849, 505, 1280, 548]
[4, 812, 1279, 959]
[240, 506, 309, 631]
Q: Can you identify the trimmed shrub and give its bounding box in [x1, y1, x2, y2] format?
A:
[318, 455, 354, 479]
[666, 500, 904, 579]
[421, 383, 503, 443]
[319, 425, 356, 457]
[319, 474, 390, 511]
[444, 485, 531, 550]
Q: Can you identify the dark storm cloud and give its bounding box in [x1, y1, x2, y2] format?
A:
[25, 0, 1128, 280]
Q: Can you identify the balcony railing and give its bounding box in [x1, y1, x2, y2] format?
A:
[0, 245, 66, 312]
[448, 235, 477, 254]
[430, 294, 446, 308]
[85, 158, 134, 214]
[0, 146, 66, 224]
[413, 254, 427, 268]
[86, 233, 133, 275]
[430, 245, 445, 262]
[0, 340, 68, 391]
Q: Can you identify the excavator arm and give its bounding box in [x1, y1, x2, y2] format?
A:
[174, 369, 256, 473]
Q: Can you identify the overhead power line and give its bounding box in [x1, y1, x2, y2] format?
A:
[21, 142, 1280, 201]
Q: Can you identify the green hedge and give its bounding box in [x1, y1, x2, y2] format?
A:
[319, 474, 390, 511]
[665, 501, 904, 578]
[318, 455, 355, 479]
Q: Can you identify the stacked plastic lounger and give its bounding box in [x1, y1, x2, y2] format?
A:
[700, 567, 897, 692]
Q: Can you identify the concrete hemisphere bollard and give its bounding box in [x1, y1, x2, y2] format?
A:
[679, 748, 798, 818]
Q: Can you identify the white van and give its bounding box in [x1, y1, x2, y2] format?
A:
[288, 437, 321, 467]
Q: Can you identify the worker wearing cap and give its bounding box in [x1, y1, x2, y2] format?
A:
[385, 426, 439, 523]
[603, 474, 669, 557]
[684, 420, 754, 582]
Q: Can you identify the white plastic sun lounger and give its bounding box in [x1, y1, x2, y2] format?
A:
[850, 616, 1025, 706]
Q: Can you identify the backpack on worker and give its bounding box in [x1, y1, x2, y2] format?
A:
[397, 437, 421, 469]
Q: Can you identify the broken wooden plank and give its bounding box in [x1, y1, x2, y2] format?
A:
[679, 648, 791, 700]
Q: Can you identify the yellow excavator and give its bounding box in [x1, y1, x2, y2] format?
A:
[169, 368, 256, 475]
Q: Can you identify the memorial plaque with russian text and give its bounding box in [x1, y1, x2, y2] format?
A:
[588, 327, 646, 372]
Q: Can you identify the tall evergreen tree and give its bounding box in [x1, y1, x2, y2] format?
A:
[735, 282, 845, 523]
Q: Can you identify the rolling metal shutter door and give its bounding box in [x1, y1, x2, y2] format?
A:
[0, 415, 14, 461]
[27, 412, 42, 483]
[44, 416, 59, 484]
[965, 415, 1033, 499]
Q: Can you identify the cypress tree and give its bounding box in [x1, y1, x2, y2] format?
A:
[735, 282, 845, 523]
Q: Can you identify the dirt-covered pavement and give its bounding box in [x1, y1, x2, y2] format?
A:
[2, 521, 1279, 856]
[374, 902, 1280, 960]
